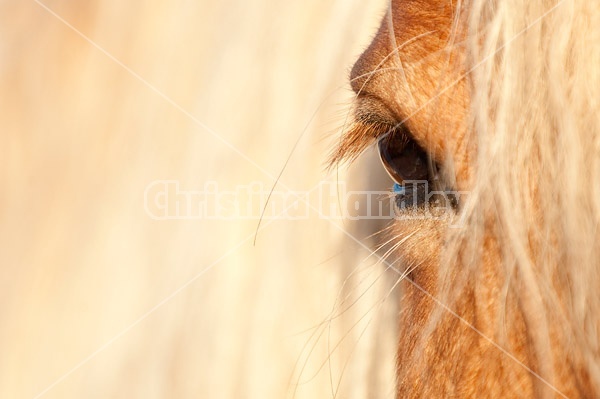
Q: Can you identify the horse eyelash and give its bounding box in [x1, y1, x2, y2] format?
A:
[329, 117, 396, 168]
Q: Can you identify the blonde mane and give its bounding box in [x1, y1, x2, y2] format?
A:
[395, 1, 600, 396]
[465, 0, 600, 392]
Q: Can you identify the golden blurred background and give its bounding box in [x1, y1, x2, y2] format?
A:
[0, 1, 398, 398]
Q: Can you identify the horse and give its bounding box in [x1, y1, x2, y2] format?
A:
[332, 0, 600, 397]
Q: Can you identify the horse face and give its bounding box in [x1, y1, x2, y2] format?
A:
[340, 1, 596, 397]
[336, 0, 475, 272]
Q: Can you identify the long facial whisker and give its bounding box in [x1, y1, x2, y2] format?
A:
[330, 256, 426, 398]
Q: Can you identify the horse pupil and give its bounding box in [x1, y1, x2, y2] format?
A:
[378, 133, 429, 184]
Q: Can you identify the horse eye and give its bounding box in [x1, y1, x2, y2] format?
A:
[378, 132, 430, 185]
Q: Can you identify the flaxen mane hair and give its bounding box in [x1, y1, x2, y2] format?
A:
[454, 0, 600, 397]
[427, 0, 600, 396]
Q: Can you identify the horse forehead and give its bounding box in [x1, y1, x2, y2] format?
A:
[350, 0, 454, 94]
